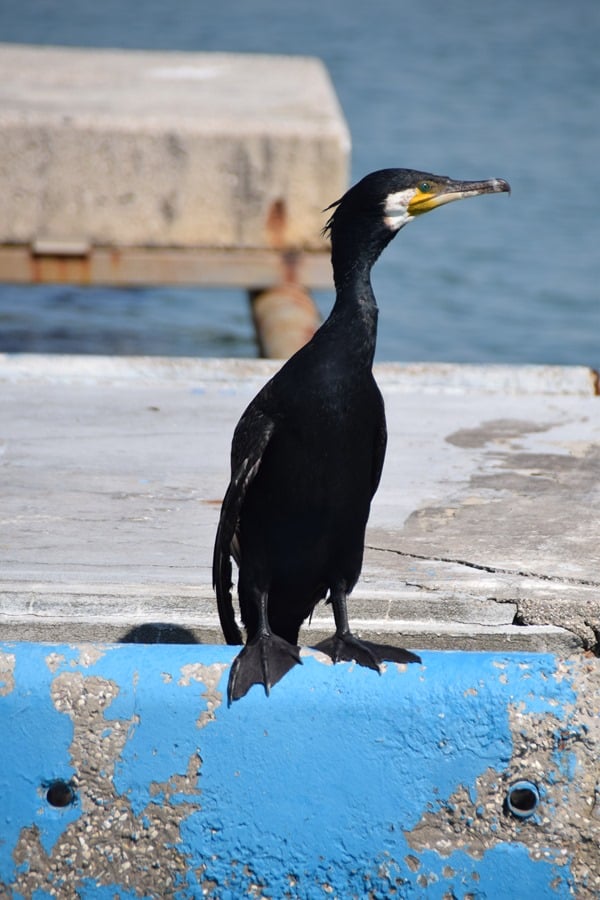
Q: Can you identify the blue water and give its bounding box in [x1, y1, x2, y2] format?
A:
[1, 0, 599, 366]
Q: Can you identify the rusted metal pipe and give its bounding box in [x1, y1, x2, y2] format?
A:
[250, 283, 321, 359]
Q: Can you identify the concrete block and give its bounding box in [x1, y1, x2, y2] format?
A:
[1, 643, 598, 897]
[0, 44, 349, 249]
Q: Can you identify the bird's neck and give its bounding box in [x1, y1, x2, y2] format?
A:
[317, 223, 395, 369]
[325, 271, 379, 369]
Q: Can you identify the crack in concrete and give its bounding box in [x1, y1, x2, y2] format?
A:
[366, 544, 600, 589]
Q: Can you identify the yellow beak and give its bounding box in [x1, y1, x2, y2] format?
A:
[408, 177, 511, 215]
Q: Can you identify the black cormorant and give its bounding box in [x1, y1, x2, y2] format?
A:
[213, 168, 510, 702]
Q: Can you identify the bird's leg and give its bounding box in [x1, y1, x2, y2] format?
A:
[227, 590, 302, 703]
[315, 585, 421, 669]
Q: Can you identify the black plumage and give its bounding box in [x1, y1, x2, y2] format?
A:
[213, 168, 510, 702]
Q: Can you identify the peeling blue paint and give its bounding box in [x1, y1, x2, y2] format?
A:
[0, 644, 585, 897]
[2, 646, 81, 859]
[405, 844, 572, 899]
[102, 659, 207, 816]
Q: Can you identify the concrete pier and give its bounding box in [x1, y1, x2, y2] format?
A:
[1, 353, 598, 653]
[0, 43, 349, 256]
[0, 43, 350, 355]
[1, 354, 598, 897]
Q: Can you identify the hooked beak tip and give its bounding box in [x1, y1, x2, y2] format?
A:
[493, 178, 511, 195]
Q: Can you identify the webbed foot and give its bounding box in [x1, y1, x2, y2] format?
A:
[228, 633, 302, 703]
[315, 631, 421, 670]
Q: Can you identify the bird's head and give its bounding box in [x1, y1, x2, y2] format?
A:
[324, 168, 510, 242]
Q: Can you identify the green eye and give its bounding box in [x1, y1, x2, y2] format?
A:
[419, 181, 431, 193]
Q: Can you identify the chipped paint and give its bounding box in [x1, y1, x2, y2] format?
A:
[406, 658, 600, 893]
[0, 644, 598, 898]
[0, 650, 15, 695]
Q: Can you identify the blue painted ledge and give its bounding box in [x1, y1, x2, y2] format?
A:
[1, 643, 598, 899]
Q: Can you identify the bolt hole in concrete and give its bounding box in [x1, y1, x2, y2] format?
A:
[505, 780, 540, 818]
[45, 779, 76, 808]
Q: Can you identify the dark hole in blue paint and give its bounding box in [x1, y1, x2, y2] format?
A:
[505, 780, 540, 818]
[46, 780, 76, 808]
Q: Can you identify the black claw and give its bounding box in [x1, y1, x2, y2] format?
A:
[314, 632, 421, 670]
[228, 633, 302, 703]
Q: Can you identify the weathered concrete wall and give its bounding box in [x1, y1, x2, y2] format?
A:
[1, 643, 598, 898]
[0, 44, 349, 249]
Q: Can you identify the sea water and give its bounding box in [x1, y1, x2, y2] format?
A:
[1, 0, 598, 366]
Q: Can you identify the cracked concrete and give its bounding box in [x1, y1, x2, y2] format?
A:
[1, 357, 598, 655]
[372, 438, 600, 653]
[359, 542, 600, 651]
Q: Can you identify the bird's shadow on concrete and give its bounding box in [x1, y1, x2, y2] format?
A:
[119, 623, 200, 644]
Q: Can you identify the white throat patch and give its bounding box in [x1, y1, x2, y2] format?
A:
[383, 188, 417, 231]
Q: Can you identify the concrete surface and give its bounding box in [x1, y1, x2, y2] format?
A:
[1, 643, 598, 898]
[0, 43, 349, 250]
[1, 353, 598, 653]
